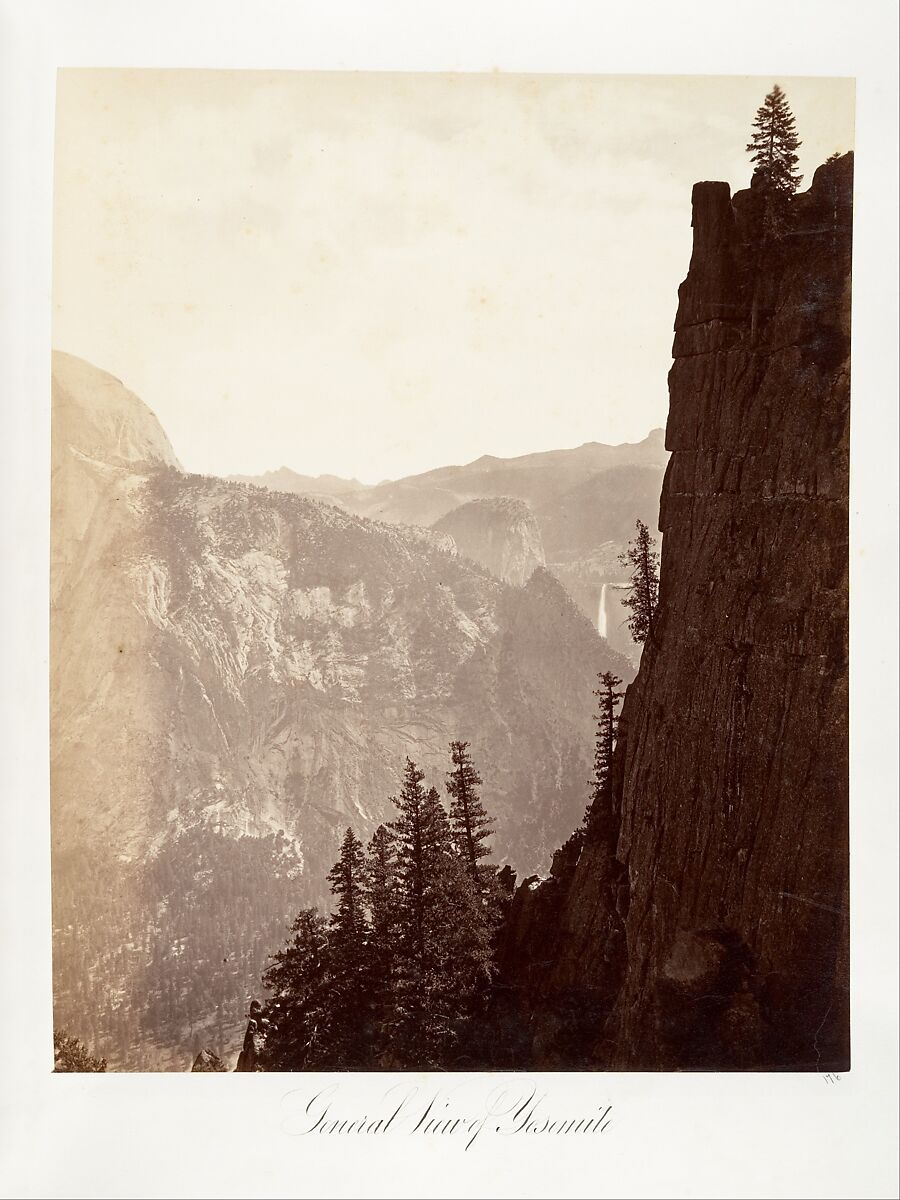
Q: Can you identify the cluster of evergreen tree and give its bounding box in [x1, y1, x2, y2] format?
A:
[260, 742, 505, 1070]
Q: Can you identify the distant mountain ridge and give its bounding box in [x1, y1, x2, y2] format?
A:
[227, 466, 363, 498]
[234, 428, 669, 638]
[232, 428, 667, 528]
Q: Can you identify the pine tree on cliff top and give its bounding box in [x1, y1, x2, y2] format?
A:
[620, 518, 660, 645]
[446, 740, 495, 881]
[746, 84, 802, 199]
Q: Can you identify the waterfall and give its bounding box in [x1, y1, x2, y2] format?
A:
[598, 583, 608, 639]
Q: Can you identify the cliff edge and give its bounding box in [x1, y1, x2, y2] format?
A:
[497, 154, 852, 1071]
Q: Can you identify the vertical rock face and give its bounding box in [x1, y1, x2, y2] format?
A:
[499, 155, 852, 1071]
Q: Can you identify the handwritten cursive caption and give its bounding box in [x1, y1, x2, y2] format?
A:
[280, 1084, 613, 1151]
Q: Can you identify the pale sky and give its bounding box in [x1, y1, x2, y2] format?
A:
[53, 71, 855, 483]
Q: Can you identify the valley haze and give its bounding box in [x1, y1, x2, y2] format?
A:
[51, 348, 645, 1067]
[50, 70, 853, 1077]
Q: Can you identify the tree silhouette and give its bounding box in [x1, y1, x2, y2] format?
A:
[387, 762, 498, 1066]
[446, 740, 495, 881]
[746, 84, 802, 202]
[583, 671, 625, 841]
[260, 755, 503, 1070]
[327, 827, 368, 953]
[323, 827, 373, 1066]
[261, 908, 331, 1070]
[364, 824, 399, 978]
[744, 86, 803, 339]
[619, 519, 660, 645]
[389, 759, 437, 973]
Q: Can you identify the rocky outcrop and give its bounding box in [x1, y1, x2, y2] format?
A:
[432, 497, 545, 586]
[190, 1049, 227, 1072]
[51, 351, 181, 602]
[498, 154, 852, 1071]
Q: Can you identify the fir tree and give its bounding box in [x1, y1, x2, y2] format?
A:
[323, 827, 372, 1066]
[260, 759, 505, 1071]
[445, 740, 505, 987]
[389, 758, 436, 973]
[744, 86, 804, 339]
[446, 740, 495, 881]
[746, 84, 802, 201]
[388, 767, 447, 1063]
[363, 823, 400, 1061]
[415, 787, 494, 1065]
[619, 519, 660, 645]
[388, 763, 496, 1067]
[582, 671, 625, 841]
[327, 827, 368, 954]
[260, 908, 331, 1070]
[53, 1030, 107, 1072]
[364, 824, 399, 974]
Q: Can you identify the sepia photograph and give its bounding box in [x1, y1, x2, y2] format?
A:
[49, 68, 856, 1076]
[2, 2, 898, 1196]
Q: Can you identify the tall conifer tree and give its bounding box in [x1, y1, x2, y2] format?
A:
[388, 763, 496, 1066]
[582, 671, 625, 841]
[746, 85, 802, 201]
[260, 908, 331, 1070]
[446, 741, 495, 880]
[364, 824, 399, 973]
[261, 757, 505, 1071]
[322, 827, 371, 1066]
[389, 758, 434, 972]
[744, 85, 804, 337]
[327, 827, 368, 953]
[363, 822, 399, 1059]
[620, 519, 660, 645]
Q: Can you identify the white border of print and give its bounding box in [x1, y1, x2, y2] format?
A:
[0, 2, 897, 1198]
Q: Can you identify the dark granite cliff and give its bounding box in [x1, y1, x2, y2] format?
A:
[496, 154, 852, 1071]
